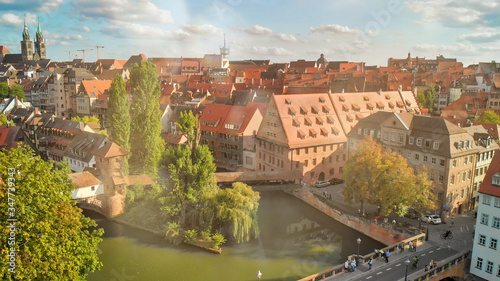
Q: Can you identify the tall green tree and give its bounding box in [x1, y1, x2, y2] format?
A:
[0, 145, 103, 280]
[129, 61, 163, 176]
[477, 110, 500, 124]
[9, 84, 25, 101]
[0, 83, 10, 100]
[107, 74, 131, 173]
[417, 84, 437, 113]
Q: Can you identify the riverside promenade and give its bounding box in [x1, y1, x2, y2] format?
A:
[290, 183, 476, 281]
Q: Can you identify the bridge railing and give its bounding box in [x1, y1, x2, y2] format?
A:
[409, 250, 471, 281]
[298, 233, 426, 281]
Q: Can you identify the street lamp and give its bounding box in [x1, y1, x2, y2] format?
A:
[425, 218, 431, 241]
[357, 238, 362, 260]
[404, 259, 411, 281]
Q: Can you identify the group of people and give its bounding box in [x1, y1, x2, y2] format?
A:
[425, 260, 439, 271]
[344, 259, 357, 272]
[322, 191, 332, 200]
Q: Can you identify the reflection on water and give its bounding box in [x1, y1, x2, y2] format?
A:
[86, 191, 383, 281]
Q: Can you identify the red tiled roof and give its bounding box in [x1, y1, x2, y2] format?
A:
[80, 80, 112, 98]
[93, 142, 130, 158]
[68, 171, 102, 189]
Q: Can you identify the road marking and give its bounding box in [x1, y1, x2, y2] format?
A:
[429, 251, 434, 253]
[376, 272, 382, 275]
[466, 225, 469, 231]
[386, 268, 392, 271]
[461, 227, 463, 232]
[421, 253, 426, 256]
[436, 248, 441, 251]
[366, 276, 373, 279]
[395, 264, 401, 267]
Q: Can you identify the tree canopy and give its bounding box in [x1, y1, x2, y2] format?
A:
[71, 115, 100, 124]
[417, 84, 437, 113]
[129, 61, 163, 176]
[107, 74, 131, 173]
[476, 110, 500, 125]
[0, 145, 103, 280]
[0, 83, 26, 101]
[343, 137, 437, 217]
[0, 114, 7, 125]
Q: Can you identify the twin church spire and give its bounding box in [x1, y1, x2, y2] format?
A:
[20, 16, 46, 61]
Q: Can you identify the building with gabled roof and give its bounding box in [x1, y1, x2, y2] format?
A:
[348, 112, 499, 217]
[470, 151, 500, 280]
[256, 93, 346, 183]
[69, 171, 104, 200]
[63, 131, 107, 172]
[200, 103, 263, 171]
[75, 80, 111, 116]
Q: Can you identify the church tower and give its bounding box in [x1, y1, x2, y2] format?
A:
[20, 18, 33, 61]
[34, 20, 46, 60]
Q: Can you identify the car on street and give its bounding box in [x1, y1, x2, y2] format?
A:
[314, 180, 331, 188]
[329, 178, 345, 185]
[420, 214, 441, 224]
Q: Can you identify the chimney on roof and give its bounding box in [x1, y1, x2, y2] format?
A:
[34, 107, 40, 115]
[379, 89, 382, 95]
[51, 115, 55, 123]
[341, 89, 344, 93]
[398, 85, 403, 92]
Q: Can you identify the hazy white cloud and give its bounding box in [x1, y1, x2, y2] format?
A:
[310, 24, 358, 34]
[73, 0, 174, 24]
[243, 46, 295, 56]
[458, 31, 500, 42]
[181, 24, 222, 35]
[241, 25, 273, 35]
[101, 21, 189, 40]
[414, 43, 477, 54]
[63, 34, 88, 41]
[0, 13, 37, 27]
[0, 0, 62, 13]
[38, 0, 63, 13]
[274, 33, 297, 42]
[405, 0, 500, 27]
[81, 26, 91, 33]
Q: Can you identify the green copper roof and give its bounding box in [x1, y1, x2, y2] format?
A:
[36, 21, 42, 36]
[22, 21, 30, 40]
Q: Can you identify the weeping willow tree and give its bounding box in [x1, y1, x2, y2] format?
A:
[210, 182, 260, 243]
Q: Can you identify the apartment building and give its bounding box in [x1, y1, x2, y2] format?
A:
[348, 112, 498, 216]
[470, 152, 500, 279]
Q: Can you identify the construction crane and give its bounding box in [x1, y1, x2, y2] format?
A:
[77, 49, 93, 61]
[94, 46, 104, 60]
[63, 51, 73, 60]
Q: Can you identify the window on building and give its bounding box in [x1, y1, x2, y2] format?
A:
[462, 172, 466, 181]
[383, 132, 389, 141]
[409, 137, 414, 144]
[497, 264, 500, 277]
[484, 195, 491, 205]
[439, 175, 444, 184]
[479, 235, 486, 246]
[493, 217, 500, 229]
[481, 213, 489, 225]
[440, 159, 445, 166]
[452, 160, 457, 167]
[415, 154, 420, 160]
[432, 158, 436, 164]
[451, 175, 455, 184]
[490, 238, 498, 250]
[329, 168, 334, 175]
[416, 138, 422, 146]
[495, 198, 500, 208]
[433, 141, 439, 150]
[430, 173, 435, 181]
[486, 261, 494, 274]
[423, 155, 428, 162]
[476, 257, 483, 269]
[391, 132, 396, 142]
[399, 134, 404, 143]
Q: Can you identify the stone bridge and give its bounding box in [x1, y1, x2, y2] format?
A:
[409, 251, 470, 281]
[76, 196, 106, 216]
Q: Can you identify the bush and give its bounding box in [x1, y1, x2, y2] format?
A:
[201, 229, 212, 241]
[165, 222, 184, 245]
[184, 229, 198, 243]
[212, 233, 226, 250]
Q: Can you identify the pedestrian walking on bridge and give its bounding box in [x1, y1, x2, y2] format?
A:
[384, 250, 390, 263]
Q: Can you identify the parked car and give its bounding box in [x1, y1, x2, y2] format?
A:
[420, 215, 441, 224]
[404, 208, 419, 219]
[314, 180, 330, 188]
[329, 178, 345, 185]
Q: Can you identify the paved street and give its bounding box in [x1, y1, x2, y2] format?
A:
[300, 183, 476, 281]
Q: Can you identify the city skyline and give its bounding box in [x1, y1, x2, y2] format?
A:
[0, 0, 499, 65]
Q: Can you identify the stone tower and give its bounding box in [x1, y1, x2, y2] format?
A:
[20, 18, 33, 61]
[34, 20, 46, 60]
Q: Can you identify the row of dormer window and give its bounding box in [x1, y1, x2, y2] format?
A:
[409, 137, 440, 149]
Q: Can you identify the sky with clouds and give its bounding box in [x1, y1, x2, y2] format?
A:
[0, 0, 499, 66]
